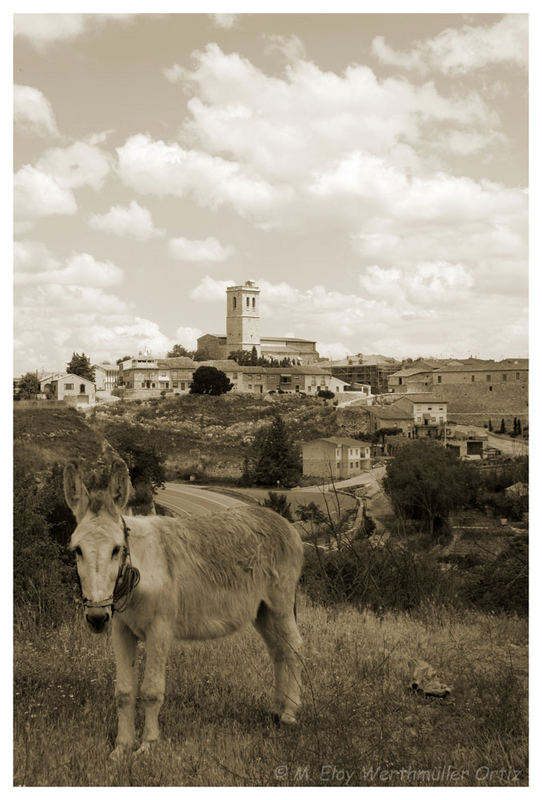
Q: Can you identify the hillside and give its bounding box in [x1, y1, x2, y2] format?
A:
[94, 394, 371, 480]
[14, 405, 115, 478]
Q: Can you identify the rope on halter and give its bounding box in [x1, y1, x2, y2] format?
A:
[112, 517, 140, 614]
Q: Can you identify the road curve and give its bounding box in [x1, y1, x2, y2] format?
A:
[156, 482, 247, 518]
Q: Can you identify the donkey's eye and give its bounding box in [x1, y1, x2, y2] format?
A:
[74, 546, 82, 558]
[112, 546, 121, 558]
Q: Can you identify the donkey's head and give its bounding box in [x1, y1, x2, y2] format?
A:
[64, 459, 131, 634]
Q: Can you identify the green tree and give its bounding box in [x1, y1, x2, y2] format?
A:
[15, 372, 40, 399]
[252, 413, 301, 488]
[67, 352, 95, 382]
[383, 439, 471, 537]
[189, 366, 233, 395]
[167, 344, 194, 358]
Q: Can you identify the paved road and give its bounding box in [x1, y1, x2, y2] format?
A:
[454, 424, 528, 457]
[156, 483, 247, 517]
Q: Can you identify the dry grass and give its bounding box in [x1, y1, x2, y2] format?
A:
[14, 596, 527, 787]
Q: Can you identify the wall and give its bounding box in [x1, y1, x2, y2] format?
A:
[428, 383, 528, 421]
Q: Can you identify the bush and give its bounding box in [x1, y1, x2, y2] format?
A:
[261, 492, 294, 521]
[300, 539, 456, 611]
[13, 466, 76, 627]
[463, 535, 527, 614]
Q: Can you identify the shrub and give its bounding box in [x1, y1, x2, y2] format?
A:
[13, 466, 76, 627]
[261, 492, 293, 521]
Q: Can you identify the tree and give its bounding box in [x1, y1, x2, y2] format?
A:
[317, 389, 335, 399]
[16, 372, 40, 399]
[383, 440, 472, 537]
[189, 366, 233, 395]
[488, 419, 493, 432]
[116, 355, 132, 365]
[251, 413, 302, 488]
[167, 344, 194, 359]
[106, 425, 167, 494]
[500, 418, 506, 434]
[67, 352, 95, 382]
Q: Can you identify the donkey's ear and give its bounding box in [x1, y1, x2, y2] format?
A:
[109, 460, 131, 511]
[63, 461, 89, 519]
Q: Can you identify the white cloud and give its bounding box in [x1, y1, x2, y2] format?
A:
[168, 236, 234, 262]
[317, 342, 350, 361]
[190, 275, 236, 301]
[176, 43, 496, 188]
[14, 85, 59, 137]
[371, 15, 527, 75]
[209, 14, 237, 29]
[174, 326, 203, 350]
[14, 13, 134, 50]
[14, 281, 175, 374]
[88, 200, 164, 241]
[36, 141, 111, 190]
[116, 134, 288, 219]
[264, 34, 306, 62]
[14, 165, 77, 219]
[15, 249, 124, 288]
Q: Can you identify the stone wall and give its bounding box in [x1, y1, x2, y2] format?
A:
[429, 383, 528, 423]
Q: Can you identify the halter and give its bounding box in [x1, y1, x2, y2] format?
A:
[81, 517, 141, 615]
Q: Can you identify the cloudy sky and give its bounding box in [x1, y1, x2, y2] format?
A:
[13, 12, 528, 373]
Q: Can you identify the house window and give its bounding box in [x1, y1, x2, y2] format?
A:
[355, 461, 359, 468]
[399, 377, 403, 385]
[502, 374, 507, 382]
[173, 382, 178, 388]
[233, 297, 237, 310]
[248, 384, 252, 389]
[233, 372, 238, 379]
[516, 372, 520, 380]
[489, 386, 493, 392]
[64, 383, 74, 390]
[246, 297, 250, 308]
[152, 383, 156, 388]
[486, 375, 492, 382]
[471, 375, 475, 382]
[181, 382, 186, 390]
[79, 384, 85, 394]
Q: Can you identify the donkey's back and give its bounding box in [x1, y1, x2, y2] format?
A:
[126, 505, 304, 641]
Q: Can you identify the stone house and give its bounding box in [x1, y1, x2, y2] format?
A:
[302, 436, 372, 480]
[49, 374, 96, 407]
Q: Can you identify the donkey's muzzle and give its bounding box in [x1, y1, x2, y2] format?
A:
[85, 608, 111, 634]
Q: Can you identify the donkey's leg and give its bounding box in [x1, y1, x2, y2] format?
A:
[254, 602, 303, 724]
[111, 620, 138, 757]
[138, 618, 173, 752]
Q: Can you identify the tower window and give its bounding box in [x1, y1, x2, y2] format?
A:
[233, 296, 237, 310]
[252, 297, 255, 308]
[246, 297, 250, 308]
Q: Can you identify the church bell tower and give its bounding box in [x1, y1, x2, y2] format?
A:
[226, 281, 261, 354]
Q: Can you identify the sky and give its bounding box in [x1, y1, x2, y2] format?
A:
[13, 11, 529, 373]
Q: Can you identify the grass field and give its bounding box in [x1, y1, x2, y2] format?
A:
[14, 596, 528, 787]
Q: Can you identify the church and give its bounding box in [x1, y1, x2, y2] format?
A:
[197, 281, 320, 365]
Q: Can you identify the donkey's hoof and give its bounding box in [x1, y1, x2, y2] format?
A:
[135, 740, 157, 757]
[109, 744, 132, 762]
[280, 711, 298, 726]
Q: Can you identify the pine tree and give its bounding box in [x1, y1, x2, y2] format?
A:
[500, 418, 506, 434]
[252, 414, 301, 488]
[488, 419, 493, 432]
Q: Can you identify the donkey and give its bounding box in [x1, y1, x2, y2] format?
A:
[63, 459, 304, 757]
